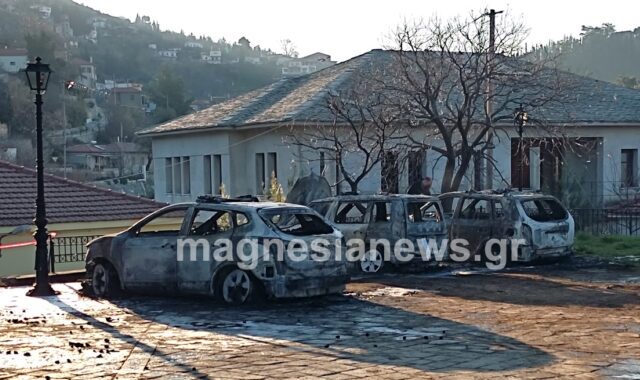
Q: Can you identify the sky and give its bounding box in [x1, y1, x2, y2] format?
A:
[78, 0, 640, 62]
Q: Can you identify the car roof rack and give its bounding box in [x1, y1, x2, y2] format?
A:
[196, 195, 260, 203]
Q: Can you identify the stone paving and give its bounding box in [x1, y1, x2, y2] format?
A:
[0, 268, 639, 379]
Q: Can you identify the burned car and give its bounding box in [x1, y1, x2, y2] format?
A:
[85, 196, 348, 305]
[311, 194, 448, 273]
[439, 190, 575, 262]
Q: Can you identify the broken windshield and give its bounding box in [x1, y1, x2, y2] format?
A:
[519, 199, 568, 222]
[260, 210, 334, 236]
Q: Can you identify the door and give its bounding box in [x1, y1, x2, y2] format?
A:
[177, 207, 235, 294]
[453, 197, 493, 256]
[121, 206, 189, 292]
[333, 200, 371, 242]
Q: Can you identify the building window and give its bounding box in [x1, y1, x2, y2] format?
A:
[173, 157, 182, 194]
[203, 155, 212, 195]
[267, 152, 277, 179]
[213, 154, 222, 195]
[165, 158, 172, 193]
[621, 149, 638, 187]
[182, 157, 191, 194]
[255, 153, 265, 194]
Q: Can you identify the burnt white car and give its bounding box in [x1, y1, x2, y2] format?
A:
[439, 190, 575, 262]
[311, 194, 448, 273]
[85, 196, 349, 304]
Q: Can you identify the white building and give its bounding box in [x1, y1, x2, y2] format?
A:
[185, 41, 204, 49]
[72, 58, 97, 89]
[201, 50, 222, 64]
[282, 52, 336, 77]
[0, 48, 27, 73]
[139, 50, 640, 208]
[158, 49, 179, 59]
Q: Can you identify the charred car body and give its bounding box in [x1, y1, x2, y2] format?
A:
[439, 190, 575, 262]
[85, 196, 349, 304]
[311, 194, 448, 273]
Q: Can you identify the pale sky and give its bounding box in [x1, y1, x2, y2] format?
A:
[79, 0, 640, 62]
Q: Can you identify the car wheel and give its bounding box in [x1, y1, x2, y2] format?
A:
[91, 262, 119, 297]
[219, 268, 254, 305]
[360, 249, 384, 274]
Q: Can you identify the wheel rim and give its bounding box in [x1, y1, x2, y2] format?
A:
[360, 250, 383, 273]
[92, 264, 108, 295]
[222, 269, 251, 304]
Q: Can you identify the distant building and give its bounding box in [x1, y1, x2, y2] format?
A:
[110, 86, 144, 109]
[66, 142, 149, 177]
[281, 52, 336, 77]
[185, 41, 203, 49]
[72, 58, 97, 89]
[201, 50, 222, 64]
[55, 17, 74, 39]
[0, 48, 27, 73]
[30, 5, 51, 19]
[158, 49, 179, 59]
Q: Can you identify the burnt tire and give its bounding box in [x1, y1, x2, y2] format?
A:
[90, 262, 120, 298]
[360, 248, 384, 274]
[217, 268, 255, 305]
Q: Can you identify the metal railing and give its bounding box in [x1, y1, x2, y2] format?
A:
[49, 235, 100, 272]
[571, 208, 640, 236]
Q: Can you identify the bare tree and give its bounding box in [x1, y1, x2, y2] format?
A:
[288, 71, 407, 194]
[385, 11, 574, 193]
[280, 39, 299, 58]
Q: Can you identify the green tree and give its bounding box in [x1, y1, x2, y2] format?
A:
[98, 104, 147, 143]
[147, 67, 192, 122]
[25, 31, 55, 61]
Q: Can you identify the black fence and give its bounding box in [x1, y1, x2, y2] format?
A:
[49, 235, 100, 272]
[571, 208, 640, 236]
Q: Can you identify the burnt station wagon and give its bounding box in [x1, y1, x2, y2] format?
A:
[86, 196, 349, 304]
[311, 194, 448, 273]
[439, 190, 575, 262]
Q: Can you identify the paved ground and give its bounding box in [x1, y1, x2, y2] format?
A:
[0, 264, 639, 379]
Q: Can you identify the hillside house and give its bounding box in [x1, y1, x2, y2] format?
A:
[67, 142, 149, 177]
[0, 48, 27, 73]
[139, 49, 640, 207]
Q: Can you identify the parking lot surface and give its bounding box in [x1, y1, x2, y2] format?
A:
[1, 264, 639, 379]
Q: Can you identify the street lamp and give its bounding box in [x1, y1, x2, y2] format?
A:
[23, 57, 57, 297]
[514, 104, 529, 191]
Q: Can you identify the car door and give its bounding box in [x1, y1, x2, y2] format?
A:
[333, 200, 371, 243]
[452, 197, 493, 256]
[121, 206, 190, 292]
[177, 207, 235, 294]
[366, 200, 400, 255]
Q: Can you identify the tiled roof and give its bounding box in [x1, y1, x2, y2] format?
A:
[139, 49, 640, 137]
[67, 142, 148, 154]
[0, 160, 165, 227]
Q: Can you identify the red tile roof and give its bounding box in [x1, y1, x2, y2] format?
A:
[0, 160, 166, 227]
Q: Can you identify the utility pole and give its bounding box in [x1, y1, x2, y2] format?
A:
[484, 9, 503, 190]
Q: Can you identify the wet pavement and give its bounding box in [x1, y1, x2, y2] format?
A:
[0, 267, 639, 379]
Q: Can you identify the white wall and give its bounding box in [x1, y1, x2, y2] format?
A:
[151, 124, 640, 203]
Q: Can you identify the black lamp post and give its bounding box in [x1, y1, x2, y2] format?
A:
[514, 104, 529, 191]
[23, 57, 56, 297]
